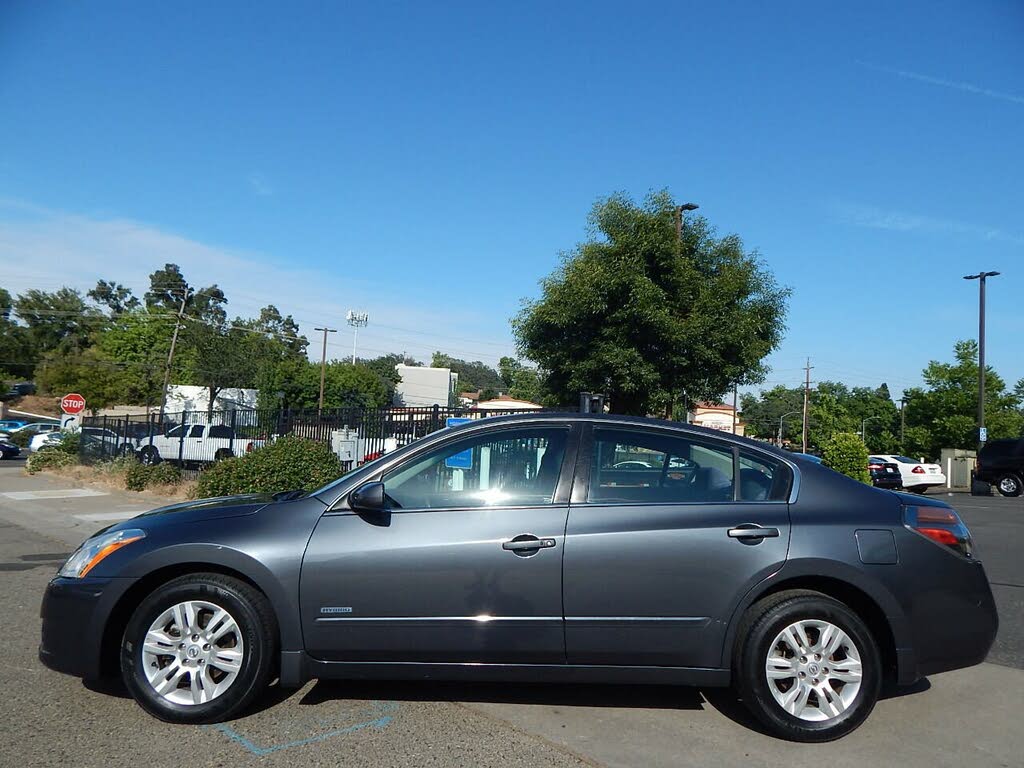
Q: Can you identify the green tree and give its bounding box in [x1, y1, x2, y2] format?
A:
[95, 309, 173, 406]
[88, 280, 140, 314]
[431, 352, 504, 394]
[0, 288, 35, 378]
[35, 347, 125, 412]
[13, 287, 102, 357]
[903, 340, 1023, 459]
[513, 191, 789, 414]
[822, 432, 870, 484]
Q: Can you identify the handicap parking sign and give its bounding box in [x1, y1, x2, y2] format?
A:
[445, 418, 473, 469]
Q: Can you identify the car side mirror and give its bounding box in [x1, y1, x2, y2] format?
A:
[349, 481, 389, 514]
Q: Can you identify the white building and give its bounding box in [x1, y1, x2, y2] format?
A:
[165, 385, 258, 414]
[394, 365, 458, 407]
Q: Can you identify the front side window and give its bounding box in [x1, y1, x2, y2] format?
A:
[589, 429, 734, 503]
[189, 425, 205, 438]
[382, 427, 568, 510]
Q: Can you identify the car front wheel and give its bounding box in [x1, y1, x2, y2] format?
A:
[735, 591, 881, 742]
[997, 474, 1022, 497]
[121, 573, 278, 723]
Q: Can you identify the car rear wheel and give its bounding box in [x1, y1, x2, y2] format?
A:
[214, 448, 234, 462]
[121, 573, 277, 724]
[996, 474, 1022, 497]
[735, 591, 881, 742]
[139, 446, 161, 466]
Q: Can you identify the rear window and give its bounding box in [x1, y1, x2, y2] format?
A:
[893, 456, 919, 464]
[980, 440, 1021, 458]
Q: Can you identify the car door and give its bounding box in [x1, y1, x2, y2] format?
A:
[301, 423, 578, 664]
[563, 425, 793, 668]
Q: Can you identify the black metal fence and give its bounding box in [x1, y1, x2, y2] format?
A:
[78, 405, 562, 470]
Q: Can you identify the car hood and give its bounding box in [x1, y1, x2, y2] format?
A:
[102, 493, 284, 534]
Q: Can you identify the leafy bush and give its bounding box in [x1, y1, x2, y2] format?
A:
[822, 432, 870, 484]
[25, 450, 77, 474]
[51, 431, 81, 455]
[8, 429, 34, 448]
[125, 462, 182, 491]
[194, 436, 343, 498]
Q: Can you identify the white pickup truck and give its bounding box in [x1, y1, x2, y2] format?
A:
[135, 424, 266, 466]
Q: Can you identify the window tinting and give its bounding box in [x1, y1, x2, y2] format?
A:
[208, 425, 233, 439]
[738, 450, 789, 501]
[382, 427, 568, 510]
[189, 425, 206, 438]
[589, 429, 734, 503]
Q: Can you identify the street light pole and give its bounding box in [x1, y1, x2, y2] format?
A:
[778, 410, 802, 445]
[676, 202, 699, 241]
[313, 326, 337, 412]
[963, 271, 1000, 450]
[861, 416, 883, 449]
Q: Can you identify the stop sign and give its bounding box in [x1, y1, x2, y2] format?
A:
[60, 393, 86, 415]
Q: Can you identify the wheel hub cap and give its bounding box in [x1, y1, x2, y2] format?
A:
[765, 619, 863, 722]
[141, 600, 244, 706]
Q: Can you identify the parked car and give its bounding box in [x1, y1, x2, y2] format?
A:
[868, 457, 902, 490]
[788, 452, 823, 464]
[0, 419, 28, 433]
[132, 423, 266, 466]
[40, 414, 997, 742]
[29, 432, 64, 452]
[974, 438, 1024, 497]
[0, 439, 21, 459]
[0, 421, 61, 440]
[870, 454, 945, 493]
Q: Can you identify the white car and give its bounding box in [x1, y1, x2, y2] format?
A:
[870, 454, 946, 493]
[30, 431, 65, 452]
[0, 421, 61, 440]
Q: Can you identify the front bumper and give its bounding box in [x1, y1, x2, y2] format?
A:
[39, 576, 135, 679]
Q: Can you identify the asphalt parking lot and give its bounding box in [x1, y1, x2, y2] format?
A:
[1, 462, 1022, 768]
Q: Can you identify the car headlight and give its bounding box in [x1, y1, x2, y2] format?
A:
[59, 528, 146, 578]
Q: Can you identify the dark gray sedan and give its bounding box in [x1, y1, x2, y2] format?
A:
[40, 413, 997, 742]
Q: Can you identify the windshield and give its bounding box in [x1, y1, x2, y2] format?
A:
[310, 445, 411, 500]
[893, 456, 919, 464]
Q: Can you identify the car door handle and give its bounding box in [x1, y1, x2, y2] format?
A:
[728, 525, 780, 540]
[502, 536, 556, 552]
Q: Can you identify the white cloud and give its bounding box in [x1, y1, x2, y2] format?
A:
[830, 201, 1024, 247]
[858, 61, 1024, 106]
[0, 199, 516, 365]
[247, 172, 273, 197]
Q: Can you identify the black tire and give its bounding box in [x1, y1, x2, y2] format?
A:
[120, 443, 137, 459]
[735, 590, 882, 742]
[996, 474, 1022, 497]
[910, 486, 928, 494]
[120, 573, 278, 724]
[139, 446, 161, 466]
[214, 448, 234, 462]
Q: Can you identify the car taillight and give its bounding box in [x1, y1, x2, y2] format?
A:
[911, 466, 925, 474]
[904, 504, 974, 559]
[245, 441, 255, 453]
[868, 463, 882, 471]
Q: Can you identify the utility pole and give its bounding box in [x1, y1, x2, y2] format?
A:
[158, 289, 192, 419]
[314, 327, 337, 412]
[963, 271, 1000, 451]
[732, 384, 738, 435]
[899, 396, 908, 451]
[346, 311, 369, 365]
[802, 357, 813, 453]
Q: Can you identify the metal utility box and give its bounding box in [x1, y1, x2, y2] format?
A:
[331, 428, 359, 464]
[939, 448, 976, 490]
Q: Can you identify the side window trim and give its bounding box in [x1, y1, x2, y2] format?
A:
[577, 424, 791, 505]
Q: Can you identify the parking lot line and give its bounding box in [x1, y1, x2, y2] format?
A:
[1, 489, 109, 500]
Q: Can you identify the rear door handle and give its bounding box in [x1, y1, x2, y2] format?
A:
[728, 525, 780, 540]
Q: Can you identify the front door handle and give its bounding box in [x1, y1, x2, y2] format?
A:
[728, 524, 780, 540]
[502, 534, 556, 555]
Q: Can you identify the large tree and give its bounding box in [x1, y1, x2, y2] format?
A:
[903, 340, 1023, 459]
[513, 191, 789, 414]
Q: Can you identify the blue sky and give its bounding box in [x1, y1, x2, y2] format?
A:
[1, 1, 1021, 399]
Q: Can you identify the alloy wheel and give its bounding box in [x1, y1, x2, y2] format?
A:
[141, 600, 244, 706]
[764, 619, 863, 722]
[998, 476, 1020, 495]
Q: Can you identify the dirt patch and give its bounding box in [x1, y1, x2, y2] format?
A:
[4, 394, 63, 418]
[33, 463, 196, 502]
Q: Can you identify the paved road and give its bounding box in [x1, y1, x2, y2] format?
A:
[1, 462, 1022, 768]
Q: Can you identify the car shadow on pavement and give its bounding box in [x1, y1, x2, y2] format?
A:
[301, 679, 706, 710]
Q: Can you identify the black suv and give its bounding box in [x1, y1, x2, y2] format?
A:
[975, 438, 1024, 497]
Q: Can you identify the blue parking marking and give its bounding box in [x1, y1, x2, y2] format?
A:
[206, 701, 398, 756]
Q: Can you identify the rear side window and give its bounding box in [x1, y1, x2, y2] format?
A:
[589, 429, 734, 504]
[208, 425, 233, 439]
[980, 440, 1019, 459]
[738, 450, 790, 502]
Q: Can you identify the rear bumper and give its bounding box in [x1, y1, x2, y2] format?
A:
[39, 576, 135, 679]
[872, 477, 902, 490]
[903, 474, 946, 488]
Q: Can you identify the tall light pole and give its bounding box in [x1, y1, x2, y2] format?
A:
[778, 410, 801, 445]
[676, 202, 699, 241]
[313, 327, 336, 412]
[346, 311, 368, 365]
[963, 271, 1000, 450]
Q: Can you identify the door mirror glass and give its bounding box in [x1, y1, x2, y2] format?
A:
[349, 481, 389, 513]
